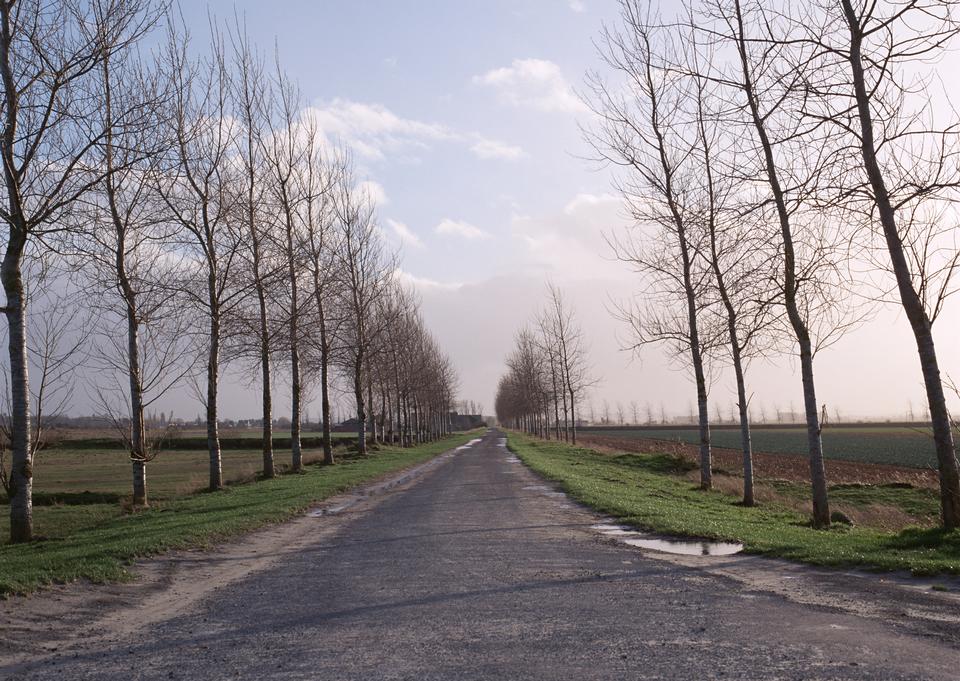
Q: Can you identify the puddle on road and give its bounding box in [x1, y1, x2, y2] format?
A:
[591, 522, 743, 557]
[456, 438, 483, 451]
[308, 501, 355, 517]
[522, 484, 566, 498]
[622, 537, 743, 556]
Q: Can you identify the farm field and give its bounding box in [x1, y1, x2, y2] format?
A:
[580, 426, 938, 469]
[29, 446, 335, 501]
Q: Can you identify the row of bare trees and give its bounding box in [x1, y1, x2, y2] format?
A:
[495, 284, 592, 443]
[586, 0, 960, 529]
[0, 0, 460, 543]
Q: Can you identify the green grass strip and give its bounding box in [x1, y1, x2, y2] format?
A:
[0, 432, 480, 595]
[508, 433, 960, 575]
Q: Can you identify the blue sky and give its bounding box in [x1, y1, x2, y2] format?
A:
[180, 0, 618, 286]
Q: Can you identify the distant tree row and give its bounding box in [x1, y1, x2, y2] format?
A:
[584, 0, 960, 527]
[0, 0, 458, 543]
[495, 284, 592, 444]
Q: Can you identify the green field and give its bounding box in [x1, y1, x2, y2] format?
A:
[0, 432, 480, 594]
[509, 433, 960, 575]
[581, 426, 939, 469]
[30, 447, 321, 503]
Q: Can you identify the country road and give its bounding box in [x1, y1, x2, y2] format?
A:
[3, 428, 960, 680]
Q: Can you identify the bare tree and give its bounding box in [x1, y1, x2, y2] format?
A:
[228, 20, 279, 479]
[699, 0, 849, 526]
[262, 64, 307, 471]
[299, 119, 339, 463]
[332, 161, 394, 454]
[84, 13, 188, 505]
[544, 283, 590, 443]
[156, 22, 244, 490]
[586, 8, 717, 488]
[805, 0, 960, 529]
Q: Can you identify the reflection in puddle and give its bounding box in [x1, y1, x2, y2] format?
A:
[456, 438, 483, 451]
[591, 523, 743, 556]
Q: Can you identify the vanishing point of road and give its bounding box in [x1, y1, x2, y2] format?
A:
[5, 429, 959, 680]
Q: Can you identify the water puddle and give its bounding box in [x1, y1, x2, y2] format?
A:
[522, 484, 566, 498]
[504, 456, 521, 463]
[622, 537, 743, 556]
[455, 438, 483, 452]
[591, 522, 743, 557]
[308, 501, 355, 517]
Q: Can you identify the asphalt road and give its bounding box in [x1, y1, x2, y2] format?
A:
[8, 429, 960, 680]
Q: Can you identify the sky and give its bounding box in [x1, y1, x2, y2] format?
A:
[137, 0, 960, 423]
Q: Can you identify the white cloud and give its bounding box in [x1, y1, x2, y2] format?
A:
[473, 58, 587, 114]
[306, 98, 528, 165]
[393, 268, 463, 291]
[510, 191, 631, 280]
[563, 192, 620, 215]
[470, 138, 527, 161]
[435, 218, 491, 240]
[358, 180, 389, 205]
[306, 99, 455, 161]
[568, 0, 586, 12]
[386, 218, 423, 248]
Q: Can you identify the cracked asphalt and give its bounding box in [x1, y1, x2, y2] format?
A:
[7, 428, 959, 680]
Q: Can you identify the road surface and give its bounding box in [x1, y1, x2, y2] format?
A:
[3, 428, 959, 680]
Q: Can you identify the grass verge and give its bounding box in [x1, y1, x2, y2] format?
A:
[0, 432, 480, 595]
[508, 433, 960, 575]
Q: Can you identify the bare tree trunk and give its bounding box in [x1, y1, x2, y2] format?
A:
[380, 389, 387, 445]
[354, 355, 367, 454]
[125, 289, 148, 506]
[319, 308, 333, 464]
[733, 347, 754, 506]
[286, 221, 303, 472]
[732, 0, 828, 526]
[290, 339, 302, 472]
[840, 0, 960, 529]
[2, 252, 31, 542]
[0, 6, 31, 541]
[257, 282, 274, 478]
[366, 375, 375, 445]
[207, 272, 223, 491]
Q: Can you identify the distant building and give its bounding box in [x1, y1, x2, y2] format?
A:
[449, 412, 484, 431]
[332, 417, 362, 433]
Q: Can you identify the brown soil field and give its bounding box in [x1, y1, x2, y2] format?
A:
[578, 433, 939, 489]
